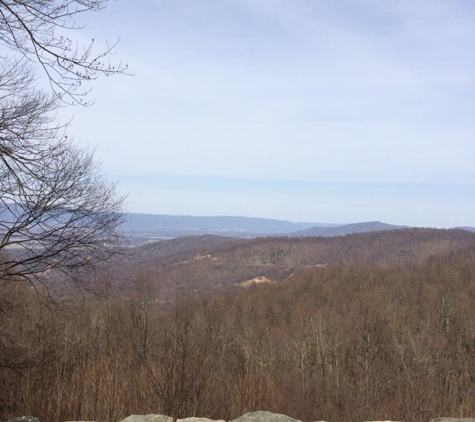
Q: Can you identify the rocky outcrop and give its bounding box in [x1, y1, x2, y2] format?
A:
[430, 419, 475, 422]
[8, 418, 40, 422]
[232, 412, 301, 422]
[8, 412, 475, 422]
[177, 418, 225, 422]
[120, 416, 173, 422]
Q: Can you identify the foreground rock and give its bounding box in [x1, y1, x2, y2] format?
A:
[431, 419, 475, 422]
[10, 412, 475, 422]
[119, 416, 173, 422]
[232, 411, 302, 422]
[178, 418, 225, 422]
[8, 418, 40, 422]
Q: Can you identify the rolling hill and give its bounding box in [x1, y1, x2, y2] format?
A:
[113, 227, 475, 299]
[121, 213, 475, 245]
[289, 221, 408, 236]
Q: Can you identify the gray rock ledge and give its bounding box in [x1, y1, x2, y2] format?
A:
[119, 416, 173, 422]
[232, 411, 302, 422]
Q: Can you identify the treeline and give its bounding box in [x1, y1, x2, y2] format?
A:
[1, 242, 475, 422]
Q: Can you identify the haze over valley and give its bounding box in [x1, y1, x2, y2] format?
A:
[121, 212, 475, 244]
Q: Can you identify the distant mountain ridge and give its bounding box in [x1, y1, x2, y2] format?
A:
[290, 221, 408, 237]
[456, 226, 475, 233]
[121, 213, 338, 243]
[122, 213, 330, 233]
[121, 213, 475, 245]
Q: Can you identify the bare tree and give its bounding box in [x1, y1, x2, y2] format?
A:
[0, 0, 127, 289]
[0, 0, 127, 103]
[0, 61, 125, 288]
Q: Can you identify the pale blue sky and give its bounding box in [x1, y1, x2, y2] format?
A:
[62, 0, 474, 228]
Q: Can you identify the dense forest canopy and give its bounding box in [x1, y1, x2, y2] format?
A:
[1, 229, 475, 422]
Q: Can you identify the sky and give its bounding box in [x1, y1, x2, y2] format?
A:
[59, 0, 474, 228]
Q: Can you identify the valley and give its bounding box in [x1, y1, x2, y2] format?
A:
[114, 227, 475, 299]
[2, 225, 475, 422]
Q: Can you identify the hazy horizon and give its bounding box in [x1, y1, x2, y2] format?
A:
[57, 1, 474, 229]
[124, 211, 475, 230]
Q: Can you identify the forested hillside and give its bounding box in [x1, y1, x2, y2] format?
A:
[2, 1, 473, 422]
[1, 229, 475, 422]
[115, 228, 475, 298]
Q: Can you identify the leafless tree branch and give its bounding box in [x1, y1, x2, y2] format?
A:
[0, 60, 126, 290]
[0, 0, 128, 104]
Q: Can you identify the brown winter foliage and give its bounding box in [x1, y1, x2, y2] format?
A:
[1, 229, 475, 422]
[116, 228, 475, 298]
